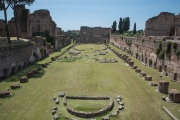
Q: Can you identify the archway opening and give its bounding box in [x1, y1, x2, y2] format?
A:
[169, 27, 176, 36]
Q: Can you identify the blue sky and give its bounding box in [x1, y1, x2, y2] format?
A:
[1, 0, 180, 31]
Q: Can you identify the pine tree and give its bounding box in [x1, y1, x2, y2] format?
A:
[133, 22, 136, 34]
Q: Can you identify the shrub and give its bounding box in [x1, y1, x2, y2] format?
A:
[149, 59, 152, 66]
[158, 50, 165, 59]
[173, 42, 177, 51]
[158, 41, 162, 49]
[176, 50, 180, 56]
[156, 47, 161, 55]
[136, 53, 138, 58]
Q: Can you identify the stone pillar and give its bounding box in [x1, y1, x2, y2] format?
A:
[157, 80, 169, 94]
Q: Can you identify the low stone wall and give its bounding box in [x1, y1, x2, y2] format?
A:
[66, 96, 114, 118]
[66, 96, 110, 100]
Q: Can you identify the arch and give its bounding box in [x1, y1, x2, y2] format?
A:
[169, 27, 176, 36]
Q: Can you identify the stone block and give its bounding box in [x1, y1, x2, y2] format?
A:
[37, 66, 42, 71]
[0, 90, 10, 98]
[54, 114, 59, 120]
[0, 90, 6, 98]
[11, 83, 20, 89]
[42, 64, 47, 68]
[52, 110, 56, 115]
[149, 82, 158, 86]
[140, 71, 146, 76]
[20, 76, 28, 83]
[58, 92, 65, 97]
[167, 89, 180, 103]
[144, 75, 152, 81]
[55, 99, 59, 104]
[157, 80, 169, 94]
[27, 71, 34, 78]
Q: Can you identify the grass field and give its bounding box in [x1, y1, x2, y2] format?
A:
[0, 44, 180, 120]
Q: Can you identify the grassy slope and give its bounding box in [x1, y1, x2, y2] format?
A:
[0, 44, 179, 120]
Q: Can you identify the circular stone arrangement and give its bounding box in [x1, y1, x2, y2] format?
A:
[66, 96, 114, 118]
[51, 92, 125, 119]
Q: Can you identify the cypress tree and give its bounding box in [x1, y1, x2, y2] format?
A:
[118, 18, 123, 33]
[126, 17, 130, 31]
[133, 22, 136, 34]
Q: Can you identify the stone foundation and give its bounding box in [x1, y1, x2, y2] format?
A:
[66, 96, 114, 118]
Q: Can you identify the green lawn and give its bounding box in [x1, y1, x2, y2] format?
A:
[0, 44, 179, 120]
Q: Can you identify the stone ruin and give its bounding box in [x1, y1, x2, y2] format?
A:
[41, 64, 47, 68]
[20, 76, 28, 83]
[27, 70, 34, 78]
[135, 68, 141, 73]
[139, 71, 146, 76]
[51, 57, 56, 61]
[0, 89, 11, 98]
[166, 89, 180, 103]
[156, 80, 169, 94]
[149, 82, 158, 86]
[99, 58, 118, 63]
[98, 51, 107, 55]
[128, 61, 134, 67]
[144, 75, 152, 81]
[109, 95, 124, 118]
[11, 83, 20, 89]
[37, 66, 42, 71]
[51, 91, 125, 119]
[66, 96, 114, 118]
[68, 51, 81, 56]
[132, 65, 137, 69]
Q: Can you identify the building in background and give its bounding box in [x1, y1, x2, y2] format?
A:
[144, 12, 180, 37]
[76, 26, 111, 43]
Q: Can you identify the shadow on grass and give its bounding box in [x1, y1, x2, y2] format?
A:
[0, 63, 46, 83]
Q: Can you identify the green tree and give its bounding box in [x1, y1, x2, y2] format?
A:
[0, 0, 12, 44]
[7, 0, 35, 40]
[126, 17, 130, 31]
[122, 17, 130, 32]
[118, 17, 123, 33]
[122, 18, 125, 32]
[45, 30, 54, 46]
[111, 20, 117, 32]
[133, 22, 136, 34]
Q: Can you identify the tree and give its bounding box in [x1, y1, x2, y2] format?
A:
[125, 17, 130, 31]
[45, 30, 54, 45]
[0, 0, 12, 44]
[7, 0, 35, 40]
[111, 20, 117, 32]
[118, 18, 123, 33]
[122, 18, 125, 32]
[133, 22, 136, 34]
[122, 17, 130, 32]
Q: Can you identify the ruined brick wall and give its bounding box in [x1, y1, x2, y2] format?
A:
[0, 19, 6, 37]
[77, 26, 110, 43]
[144, 12, 180, 37]
[29, 9, 56, 36]
[8, 5, 31, 38]
[0, 37, 46, 78]
[0, 44, 34, 77]
[54, 35, 71, 51]
[110, 35, 180, 82]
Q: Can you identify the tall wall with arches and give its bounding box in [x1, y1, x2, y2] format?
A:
[110, 35, 180, 82]
[144, 12, 180, 37]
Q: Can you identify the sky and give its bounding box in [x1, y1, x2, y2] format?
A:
[0, 0, 180, 31]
